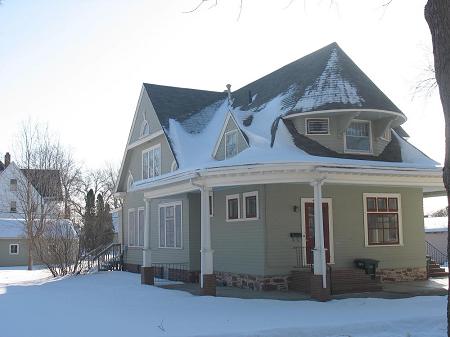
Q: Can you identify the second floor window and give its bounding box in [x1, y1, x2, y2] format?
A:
[142, 145, 161, 180]
[10, 179, 17, 192]
[346, 121, 371, 153]
[225, 130, 238, 159]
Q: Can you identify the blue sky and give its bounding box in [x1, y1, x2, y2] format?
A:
[0, 0, 445, 211]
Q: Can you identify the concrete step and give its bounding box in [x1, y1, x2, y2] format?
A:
[429, 271, 449, 278]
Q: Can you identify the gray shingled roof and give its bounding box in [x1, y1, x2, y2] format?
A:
[21, 169, 62, 199]
[232, 42, 403, 116]
[143, 83, 227, 132]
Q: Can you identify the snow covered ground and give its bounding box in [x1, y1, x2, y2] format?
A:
[0, 269, 446, 337]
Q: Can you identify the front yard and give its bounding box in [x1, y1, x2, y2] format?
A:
[0, 268, 446, 337]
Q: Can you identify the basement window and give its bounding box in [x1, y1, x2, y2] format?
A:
[306, 118, 329, 135]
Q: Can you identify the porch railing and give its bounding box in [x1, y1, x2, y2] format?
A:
[151, 262, 193, 282]
[426, 240, 448, 266]
[293, 245, 313, 271]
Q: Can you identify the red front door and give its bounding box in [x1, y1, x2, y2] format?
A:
[304, 202, 331, 264]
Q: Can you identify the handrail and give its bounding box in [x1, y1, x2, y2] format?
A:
[426, 240, 448, 266]
[93, 243, 121, 260]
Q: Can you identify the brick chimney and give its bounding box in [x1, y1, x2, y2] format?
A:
[4, 152, 10, 167]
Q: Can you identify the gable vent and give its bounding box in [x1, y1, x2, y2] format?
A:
[306, 118, 329, 135]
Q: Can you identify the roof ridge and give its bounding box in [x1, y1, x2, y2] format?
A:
[143, 82, 224, 94]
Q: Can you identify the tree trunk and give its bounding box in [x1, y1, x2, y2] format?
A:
[27, 238, 33, 271]
[424, 1, 450, 335]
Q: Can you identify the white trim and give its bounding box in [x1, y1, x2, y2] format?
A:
[225, 194, 241, 222]
[171, 160, 178, 172]
[137, 207, 145, 247]
[140, 120, 150, 138]
[9, 243, 19, 255]
[305, 118, 330, 136]
[142, 143, 161, 180]
[380, 127, 391, 142]
[363, 193, 403, 247]
[243, 191, 259, 220]
[225, 129, 239, 159]
[283, 108, 407, 124]
[127, 208, 136, 247]
[127, 173, 134, 192]
[128, 129, 164, 150]
[300, 198, 335, 264]
[158, 201, 183, 249]
[344, 119, 373, 154]
[211, 112, 250, 159]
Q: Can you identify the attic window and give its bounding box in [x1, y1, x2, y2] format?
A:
[225, 130, 238, 159]
[306, 118, 329, 135]
[141, 120, 149, 137]
[345, 120, 372, 153]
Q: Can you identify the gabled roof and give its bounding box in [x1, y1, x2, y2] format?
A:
[21, 169, 62, 199]
[232, 42, 403, 117]
[143, 83, 227, 132]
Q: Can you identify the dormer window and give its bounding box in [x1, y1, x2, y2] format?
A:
[306, 118, 329, 135]
[225, 130, 238, 159]
[345, 120, 372, 153]
[140, 120, 149, 138]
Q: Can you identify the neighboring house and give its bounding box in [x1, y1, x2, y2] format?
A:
[0, 153, 63, 266]
[424, 216, 447, 258]
[115, 43, 444, 298]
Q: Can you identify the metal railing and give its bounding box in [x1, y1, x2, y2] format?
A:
[94, 243, 123, 271]
[426, 240, 448, 266]
[151, 262, 191, 282]
[293, 245, 313, 270]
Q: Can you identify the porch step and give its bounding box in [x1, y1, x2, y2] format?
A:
[427, 258, 448, 278]
[330, 269, 382, 294]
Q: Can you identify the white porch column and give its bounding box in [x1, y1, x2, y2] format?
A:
[200, 187, 214, 288]
[312, 180, 327, 288]
[142, 198, 152, 267]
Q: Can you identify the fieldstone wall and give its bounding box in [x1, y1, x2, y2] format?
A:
[215, 271, 290, 291]
[377, 267, 427, 282]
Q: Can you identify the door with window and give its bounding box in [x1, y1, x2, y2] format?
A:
[303, 201, 331, 264]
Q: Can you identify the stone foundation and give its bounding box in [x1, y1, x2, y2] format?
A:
[201, 274, 216, 296]
[215, 271, 290, 291]
[377, 267, 427, 282]
[141, 266, 154, 285]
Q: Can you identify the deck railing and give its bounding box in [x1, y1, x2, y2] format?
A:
[151, 262, 192, 282]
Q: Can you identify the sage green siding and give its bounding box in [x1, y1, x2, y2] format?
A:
[130, 87, 164, 143]
[264, 183, 426, 275]
[0, 238, 29, 266]
[188, 193, 201, 271]
[215, 114, 249, 161]
[149, 194, 191, 266]
[210, 185, 266, 275]
[122, 190, 145, 265]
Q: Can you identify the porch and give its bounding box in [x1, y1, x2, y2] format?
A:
[157, 276, 448, 300]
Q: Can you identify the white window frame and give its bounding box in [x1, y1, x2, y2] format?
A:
[226, 194, 240, 222]
[127, 208, 143, 248]
[305, 118, 330, 135]
[158, 201, 183, 249]
[137, 207, 145, 247]
[381, 127, 391, 141]
[243, 191, 259, 220]
[209, 192, 214, 217]
[363, 193, 403, 247]
[140, 120, 150, 138]
[142, 144, 161, 180]
[225, 129, 239, 159]
[127, 173, 134, 191]
[344, 119, 373, 154]
[9, 243, 19, 255]
[10, 179, 17, 192]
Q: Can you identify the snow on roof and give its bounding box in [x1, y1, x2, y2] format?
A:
[0, 218, 25, 239]
[293, 48, 364, 112]
[424, 217, 448, 233]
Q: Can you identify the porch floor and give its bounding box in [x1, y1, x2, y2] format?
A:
[158, 277, 448, 300]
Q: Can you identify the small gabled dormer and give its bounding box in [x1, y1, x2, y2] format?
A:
[212, 112, 249, 161]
